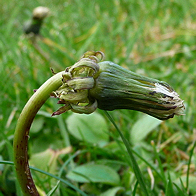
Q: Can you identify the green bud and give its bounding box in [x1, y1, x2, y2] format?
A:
[53, 51, 185, 120]
[90, 61, 184, 120]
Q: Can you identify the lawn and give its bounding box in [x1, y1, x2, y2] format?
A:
[0, 0, 196, 195]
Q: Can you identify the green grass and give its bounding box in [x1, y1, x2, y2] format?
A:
[1, 0, 196, 195]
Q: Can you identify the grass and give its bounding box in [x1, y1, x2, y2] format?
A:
[0, 0, 196, 195]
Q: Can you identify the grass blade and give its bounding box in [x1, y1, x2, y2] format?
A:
[0, 161, 88, 196]
[186, 142, 196, 193]
[132, 181, 139, 196]
[151, 140, 167, 186]
[104, 111, 149, 196]
[47, 180, 60, 196]
[165, 173, 175, 196]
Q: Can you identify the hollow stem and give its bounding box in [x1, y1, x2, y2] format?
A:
[13, 71, 64, 196]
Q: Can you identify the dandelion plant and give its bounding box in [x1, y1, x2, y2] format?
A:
[23, 6, 49, 35]
[14, 51, 185, 195]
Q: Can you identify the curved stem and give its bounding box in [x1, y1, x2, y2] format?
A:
[13, 71, 64, 196]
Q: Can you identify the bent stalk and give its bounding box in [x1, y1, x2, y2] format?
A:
[13, 71, 64, 196]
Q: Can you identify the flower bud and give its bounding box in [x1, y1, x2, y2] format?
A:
[32, 7, 50, 20]
[23, 6, 50, 35]
[53, 51, 185, 120]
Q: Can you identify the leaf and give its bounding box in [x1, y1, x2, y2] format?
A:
[66, 164, 120, 185]
[32, 134, 64, 153]
[100, 187, 124, 196]
[29, 149, 58, 175]
[130, 115, 162, 145]
[66, 112, 109, 146]
[31, 117, 45, 133]
[29, 148, 71, 176]
[174, 176, 196, 195]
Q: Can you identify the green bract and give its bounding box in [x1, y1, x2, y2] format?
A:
[53, 51, 185, 120]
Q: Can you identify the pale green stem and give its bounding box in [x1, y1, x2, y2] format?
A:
[13, 71, 64, 196]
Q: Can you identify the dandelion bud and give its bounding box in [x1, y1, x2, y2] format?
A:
[53, 51, 185, 120]
[23, 6, 49, 35]
[32, 6, 50, 20]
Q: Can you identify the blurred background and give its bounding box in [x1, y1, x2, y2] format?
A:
[0, 0, 196, 195]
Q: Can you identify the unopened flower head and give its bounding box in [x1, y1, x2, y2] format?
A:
[53, 51, 185, 120]
[33, 6, 50, 20]
[23, 6, 50, 35]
